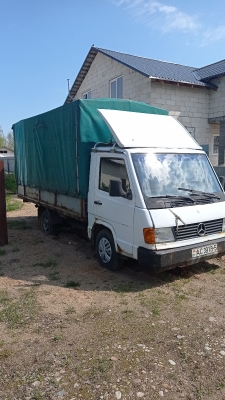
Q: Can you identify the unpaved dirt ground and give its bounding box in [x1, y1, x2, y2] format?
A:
[1, 200, 225, 399]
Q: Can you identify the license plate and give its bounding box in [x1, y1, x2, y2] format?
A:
[192, 244, 218, 258]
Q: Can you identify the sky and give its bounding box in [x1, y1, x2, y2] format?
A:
[1, 0, 225, 135]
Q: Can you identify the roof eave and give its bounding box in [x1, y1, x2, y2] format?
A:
[64, 47, 218, 104]
[201, 72, 225, 82]
[64, 46, 98, 104]
[152, 77, 217, 90]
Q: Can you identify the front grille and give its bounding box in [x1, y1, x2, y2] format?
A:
[173, 219, 223, 241]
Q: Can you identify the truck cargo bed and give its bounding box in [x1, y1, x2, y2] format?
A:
[18, 185, 87, 221]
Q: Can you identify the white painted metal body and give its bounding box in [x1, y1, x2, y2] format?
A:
[87, 110, 225, 265]
[98, 109, 201, 150]
[87, 147, 225, 260]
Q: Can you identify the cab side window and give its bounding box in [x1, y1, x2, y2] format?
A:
[99, 158, 130, 193]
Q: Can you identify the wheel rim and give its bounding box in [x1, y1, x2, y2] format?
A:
[98, 237, 112, 263]
[43, 216, 49, 232]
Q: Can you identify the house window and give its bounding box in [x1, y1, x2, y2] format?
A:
[110, 76, 123, 99]
[213, 135, 219, 155]
[82, 90, 92, 99]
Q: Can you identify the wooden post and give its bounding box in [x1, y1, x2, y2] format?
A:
[0, 160, 8, 246]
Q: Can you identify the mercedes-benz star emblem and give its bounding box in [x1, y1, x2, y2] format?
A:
[197, 223, 206, 237]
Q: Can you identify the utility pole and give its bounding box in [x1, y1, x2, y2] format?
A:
[0, 160, 8, 246]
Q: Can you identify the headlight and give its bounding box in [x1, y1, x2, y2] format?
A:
[143, 227, 175, 244]
[155, 227, 175, 243]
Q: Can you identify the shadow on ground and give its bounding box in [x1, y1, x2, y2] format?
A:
[1, 214, 222, 294]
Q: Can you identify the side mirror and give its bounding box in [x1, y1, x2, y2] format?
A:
[126, 188, 133, 200]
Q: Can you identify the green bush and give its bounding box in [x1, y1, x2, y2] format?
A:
[4, 173, 17, 194]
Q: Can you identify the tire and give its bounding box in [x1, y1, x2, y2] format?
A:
[41, 210, 57, 236]
[96, 229, 122, 271]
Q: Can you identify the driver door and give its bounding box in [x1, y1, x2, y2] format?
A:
[93, 155, 134, 256]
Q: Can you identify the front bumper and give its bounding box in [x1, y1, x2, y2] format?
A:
[138, 237, 225, 272]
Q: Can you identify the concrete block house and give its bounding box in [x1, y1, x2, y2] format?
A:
[65, 46, 225, 167]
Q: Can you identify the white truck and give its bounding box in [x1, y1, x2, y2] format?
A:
[13, 99, 225, 271]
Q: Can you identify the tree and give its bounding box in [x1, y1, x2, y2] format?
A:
[0, 126, 5, 147]
[6, 131, 14, 151]
[0, 127, 14, 150]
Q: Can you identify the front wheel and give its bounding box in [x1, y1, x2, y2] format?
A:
[96, 229, 122, 271]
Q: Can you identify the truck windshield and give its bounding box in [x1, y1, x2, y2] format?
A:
[132, 153, 221, 199]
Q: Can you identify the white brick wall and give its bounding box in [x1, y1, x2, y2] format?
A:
[151, 82, 212, 143]
[74, 52, 221, 165]
[75, 52, 152, 103]
[209, 77, 225, 120]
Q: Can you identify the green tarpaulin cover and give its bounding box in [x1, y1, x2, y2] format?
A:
[12, 99, 168, 199]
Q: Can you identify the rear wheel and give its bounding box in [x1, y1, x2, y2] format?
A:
[41, 210, 57, 235]
[96, 229, 122, 271]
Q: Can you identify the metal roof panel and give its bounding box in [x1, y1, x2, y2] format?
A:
[194, 59, 225, 81]
[96, 48, 213, 88]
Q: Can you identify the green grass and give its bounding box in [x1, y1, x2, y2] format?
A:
[217, 382, 225, 390]
[49, 271, 59, 281]
[33, 260, 57, 268]
[53, 334, 62, 341]
[7, 220, 30, 230]
[65, 280, 81, 288]
[11, 247, 19, 253]
[0, 249, 6, 256]
[175, 293, 187, 303]
[199, 261, 219, 274]
[65, 306, 76, 315]
[6, 195, 23, 212]
[122, 309, 133, 315]
[4, 173, 17, 193]
[90, 358, 113, 379]
[0, 290, 9, 304]
[0, 290, 38, 328]
[30, 389, 44, 399]
[0, 349, 12, 360]
[152, 307, 160, 316]
[114, 282, 136, 293]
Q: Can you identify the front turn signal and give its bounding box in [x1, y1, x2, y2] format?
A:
[143, 228, 155, 244]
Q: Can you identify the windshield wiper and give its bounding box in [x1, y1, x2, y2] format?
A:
[148, 195, 195, 202]
[178, 187, 220, 200]
[150, 195, 176, 198]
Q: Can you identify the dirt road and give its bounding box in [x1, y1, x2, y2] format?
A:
[0, 200, 225, 399]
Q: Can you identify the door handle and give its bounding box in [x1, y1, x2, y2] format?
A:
[94, 200, 102, 205]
